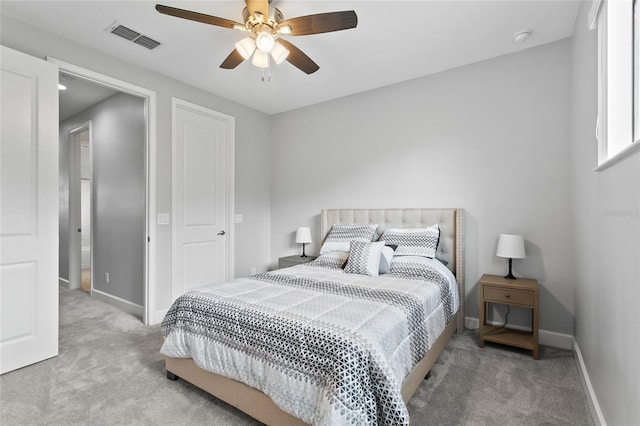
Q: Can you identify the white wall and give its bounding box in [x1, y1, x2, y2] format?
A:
[571, 3, 640, 425]
[1, 16, 273, 318]
[271, 40, 574, 335]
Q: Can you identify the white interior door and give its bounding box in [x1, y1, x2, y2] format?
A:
[0, 46, 59, 374]
[172, 98, 234, 301]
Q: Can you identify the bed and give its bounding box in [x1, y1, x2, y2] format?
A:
[161, 208, 465, 425]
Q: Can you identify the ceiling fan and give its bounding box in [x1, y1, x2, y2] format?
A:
[155, 1, 358, 75]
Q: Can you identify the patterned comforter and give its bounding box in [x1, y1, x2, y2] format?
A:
[160, 256, 459, 425]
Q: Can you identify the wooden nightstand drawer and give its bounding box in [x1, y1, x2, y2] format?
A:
[484, 286, 533, 306]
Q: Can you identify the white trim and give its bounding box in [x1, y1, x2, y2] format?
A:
[588, 0, 603, 30]
[573, 339, 607, 426]
[92, 288, 144, 319]
[593, 139, 640, 171]
[59, 277, 70, 289]
[46, 57, 158, 325]
[465, 317, 573, 350]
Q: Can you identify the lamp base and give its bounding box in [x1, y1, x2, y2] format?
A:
[300, 243, 308, 258]
[504, 257, 517, 279]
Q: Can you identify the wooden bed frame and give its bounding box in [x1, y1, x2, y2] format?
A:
[165, 208, 465, 425]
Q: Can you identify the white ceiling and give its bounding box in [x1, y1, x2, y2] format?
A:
[58, 73, 119, 121]
[1, 1, 582, 115]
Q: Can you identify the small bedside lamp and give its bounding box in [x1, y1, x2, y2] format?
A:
[295, 227, 312, 258]
[496, 234, 525, 279]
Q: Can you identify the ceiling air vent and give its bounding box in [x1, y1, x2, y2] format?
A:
[133, 35, 161, 50]
[106, 22, 161, 50]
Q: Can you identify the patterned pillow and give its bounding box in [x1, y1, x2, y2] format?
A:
[307, 251, 350, 269]
[379, 245, 396, 274]
[320, 224, 378, 254]
[380, 224, 440, 258]
[344, 241, 386, 276]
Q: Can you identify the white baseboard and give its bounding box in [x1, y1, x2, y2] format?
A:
[92, 289, 144, 320]
[465, 317, 573, 350]
[573, 339, 607, 426]
[59, 277, 70, 289]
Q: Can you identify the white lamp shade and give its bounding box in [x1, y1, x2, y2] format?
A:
[252, 49, 270, 68]
[270, 41, 289, 64]
[496, 234, 525, 259]
[295, 227, 312, 244]
[255, 29, 275, 52]
[235, 37, 256, 60]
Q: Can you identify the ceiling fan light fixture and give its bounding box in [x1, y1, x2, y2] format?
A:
[270, 41, 289, 64]
[235, 37, 256, 59]
[252, 49, 270, 68]
[277, 25, 292, 35]
[255, 29, 275, 52]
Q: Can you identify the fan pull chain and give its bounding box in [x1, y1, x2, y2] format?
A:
[261, 64, 271, 82]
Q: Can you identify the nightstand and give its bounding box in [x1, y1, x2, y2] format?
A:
[278, 255, 317, 269]
[478, 274, 539, 359]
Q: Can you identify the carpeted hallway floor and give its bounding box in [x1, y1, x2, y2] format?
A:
[0, 287, 593, 425]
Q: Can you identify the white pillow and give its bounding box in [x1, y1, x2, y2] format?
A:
[320, 224, 378, 254]
[344, 241, 385, 276]
[379, 224, 440, 258]
[379, 245, 395, 274]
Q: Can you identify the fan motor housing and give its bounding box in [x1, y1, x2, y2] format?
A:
[242, 5, 284, 27]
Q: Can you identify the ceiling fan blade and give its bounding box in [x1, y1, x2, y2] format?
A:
[278, 39, 319, 75]
[220, 49, 245, 69]
[280, 11, 357, 36]
[155, 4, 242, 29]
[245, 0, 270, 20]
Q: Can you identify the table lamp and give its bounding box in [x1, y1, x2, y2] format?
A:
[496, 234, 525, 279]
[295, 227, 312, 258]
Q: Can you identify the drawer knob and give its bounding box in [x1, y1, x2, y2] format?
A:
[506, 293, 511, 298]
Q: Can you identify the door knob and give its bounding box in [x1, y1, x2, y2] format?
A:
[217, 230, 226, 236]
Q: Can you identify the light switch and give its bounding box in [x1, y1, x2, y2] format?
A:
[157, 213, 170, 225]
[234, 214, 244, 224]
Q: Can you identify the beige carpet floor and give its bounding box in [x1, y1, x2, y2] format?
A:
[0, 287, 594, 425]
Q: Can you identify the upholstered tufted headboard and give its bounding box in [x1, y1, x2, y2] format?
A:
[320, 208, 465, 333]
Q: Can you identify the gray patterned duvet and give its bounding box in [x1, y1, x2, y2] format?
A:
[160, 256, 458, 425]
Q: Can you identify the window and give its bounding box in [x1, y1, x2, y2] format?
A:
[594, 0, 640, 169]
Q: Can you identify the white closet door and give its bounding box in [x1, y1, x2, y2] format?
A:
[0, 46, 59, 374]
[172, 99, 234, 301]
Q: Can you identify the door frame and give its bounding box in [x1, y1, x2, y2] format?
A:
[171, 97, 235, 301]
[48, 57, 157, 325]
[68, 122, 92, 293]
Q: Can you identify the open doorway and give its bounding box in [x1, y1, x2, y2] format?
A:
[79, 129, 91, 293]
[60, 80, 145, 319]
[54, 57, 157, 324]
[67, 123, 93, 295]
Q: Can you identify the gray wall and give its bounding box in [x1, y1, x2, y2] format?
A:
[59, 93, 146, 305]
[1, 15, 273, 317]
[571, 3, 640, 424]
[270, 40, 574, 335]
